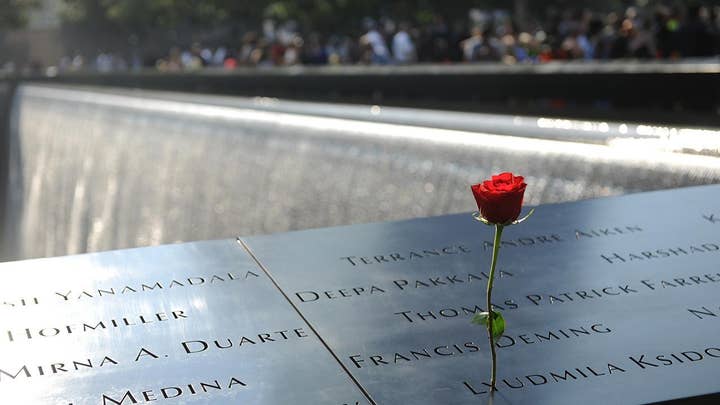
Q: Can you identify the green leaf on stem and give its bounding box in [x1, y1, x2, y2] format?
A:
[471, 311, 505, 338]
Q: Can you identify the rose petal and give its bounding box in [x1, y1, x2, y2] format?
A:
[470, 172, 527, 224]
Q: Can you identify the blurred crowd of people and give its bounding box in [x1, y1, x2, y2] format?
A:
[53, 3, 720, 73]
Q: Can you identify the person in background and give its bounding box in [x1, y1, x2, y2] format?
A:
[96, 50, 112, 72]
[681, 4, 716, 57]
[91, 3, 720, 72]
[392, 22, 417, 64]
[71, 52, 84, 71]
[461, 27, 484, 61]
[326, 35, 351, 65]
[302, 33, 328, 64]
[283, 36, 303, 65]
[629, 19, 657, 58]
[213, 47, 227, 67]
[239, 32, 258, 66]
[361, 18, 390, 64]
[462, 26, 501, 62]
[249, 39, 269, 66]
[223, 55, 238, 70]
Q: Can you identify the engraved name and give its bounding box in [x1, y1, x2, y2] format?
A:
[3, 310, 187, 343]
[349, 341, 481, 369]
[641, 274, 720, 291]
[394, 300, 518, 323]
[337, 224, 644, 268]
[181, 328, 309, 355]
[575, 225, 643, 239]
[0, 356, 118, 382]
[601, 243, 720, 264]
[483, 234, 563, 250]
[340, 245, 471, 266]
[687, 304, 720, 320]
[101, 376, 247, 404]
[294, 271, 513, 303]
[526, 285, 638, 306]
[462, 345, 720, 396]
[53, 272, 260, 302]
[392, 271, 513, 290]
[496, 323, 612, 348]
[463, 362, 625, 395]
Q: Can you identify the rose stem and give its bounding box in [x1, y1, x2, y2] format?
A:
[487, 223, 504, 390]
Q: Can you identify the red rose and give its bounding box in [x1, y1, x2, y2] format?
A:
[470, 172, 527, 224]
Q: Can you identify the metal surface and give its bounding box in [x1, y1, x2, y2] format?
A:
[242, 184, 720, 404]
[1, 185, 720, 404]
[4, 84, 720, 261]
[0, 240, 369, 404]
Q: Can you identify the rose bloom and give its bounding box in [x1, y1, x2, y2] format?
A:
[471, 172, 527, 224]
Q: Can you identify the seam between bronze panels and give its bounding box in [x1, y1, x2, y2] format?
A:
[237, 237, 378, 405]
